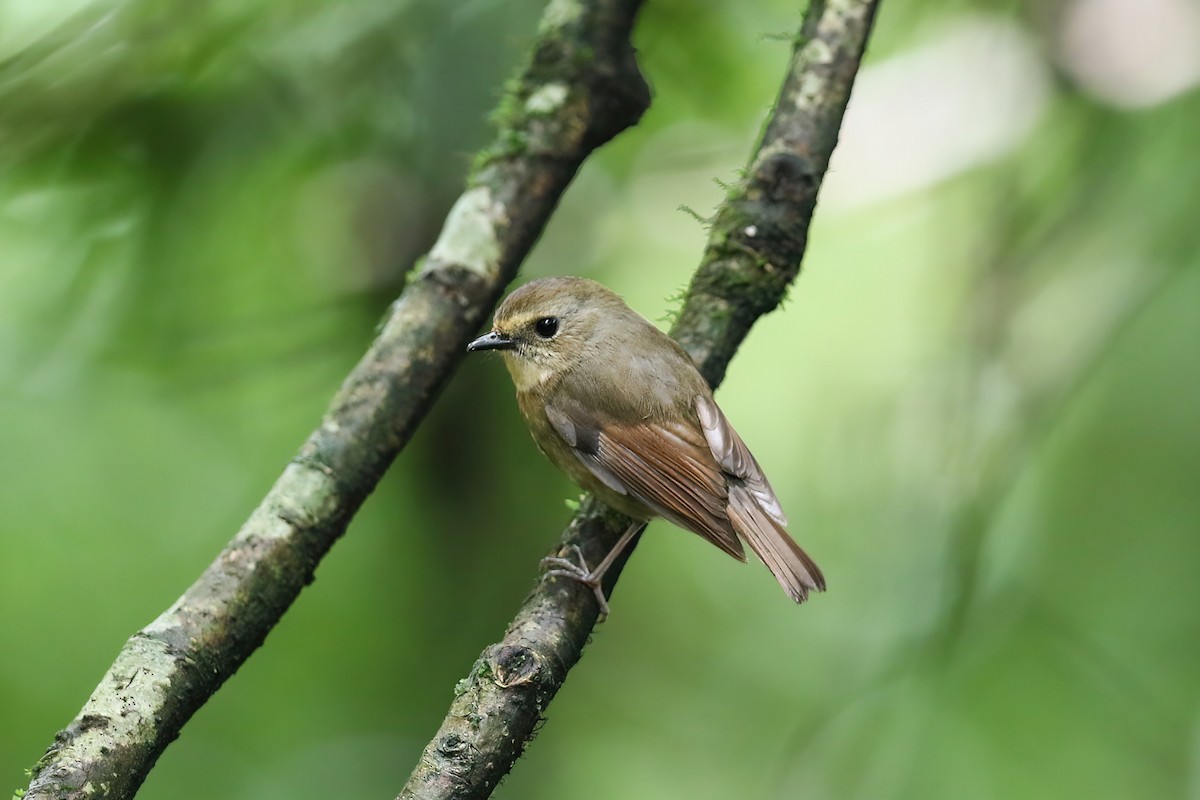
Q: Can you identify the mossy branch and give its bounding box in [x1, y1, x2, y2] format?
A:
[20, 2, 649, 798]
[398, 1, 881, 798]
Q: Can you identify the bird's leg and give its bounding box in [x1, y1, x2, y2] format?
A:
[540, 521, 647, 621]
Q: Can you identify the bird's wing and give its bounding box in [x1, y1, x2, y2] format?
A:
[543, 399, 746, 561]
[695, 395, 825, 601]
[694, 394, 786, 524]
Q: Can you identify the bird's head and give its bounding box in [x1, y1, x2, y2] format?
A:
[467, 276, 627, 392]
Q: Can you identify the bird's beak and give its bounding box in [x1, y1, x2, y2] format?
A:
[466, 330, 517, 353]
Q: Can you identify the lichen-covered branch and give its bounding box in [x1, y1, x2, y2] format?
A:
[21, 2, 649, 798]
[398, 2, 881, 799]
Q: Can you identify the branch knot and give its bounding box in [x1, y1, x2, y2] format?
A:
[489, 645, 541, 689]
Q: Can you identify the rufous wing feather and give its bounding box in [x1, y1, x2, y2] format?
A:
[545, 400, 747, 561]
[543, 395, 825, 602]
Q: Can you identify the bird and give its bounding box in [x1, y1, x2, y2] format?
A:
[466, 276, 824, 618]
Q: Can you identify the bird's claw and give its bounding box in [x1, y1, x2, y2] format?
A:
[540, 545, 611, 621]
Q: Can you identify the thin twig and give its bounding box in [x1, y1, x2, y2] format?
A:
[21, 2, 650, 798]
[398, 2, 881, 798]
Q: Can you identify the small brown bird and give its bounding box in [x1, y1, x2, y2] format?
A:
[467, 276, 824, 617]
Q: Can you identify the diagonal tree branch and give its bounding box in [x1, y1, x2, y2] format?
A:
[398, 1, 881, 798]
[22, 2, 650, 798]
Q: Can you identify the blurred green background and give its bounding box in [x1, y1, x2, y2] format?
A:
[3, 0, 1199, 797]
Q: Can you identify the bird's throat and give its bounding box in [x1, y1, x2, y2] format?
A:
[501, 352, 559, 393]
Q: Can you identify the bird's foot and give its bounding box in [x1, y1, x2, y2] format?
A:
[540, 545, 610, 621]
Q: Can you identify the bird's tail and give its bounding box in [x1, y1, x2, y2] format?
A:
[727, 483, 825, 603]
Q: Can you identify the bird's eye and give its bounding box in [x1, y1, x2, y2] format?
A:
[534, 317, 559, 338]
